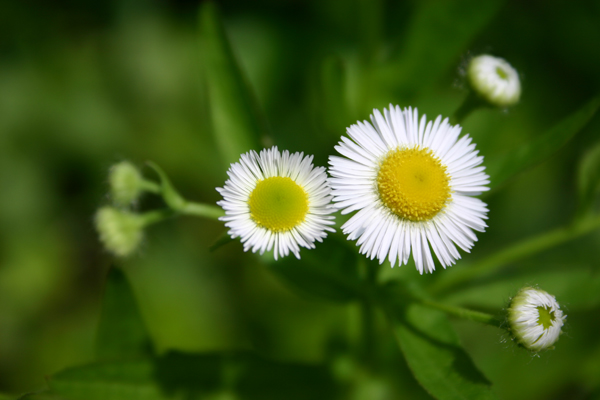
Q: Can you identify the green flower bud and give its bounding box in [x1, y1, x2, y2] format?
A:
[467, 54, 521, 108]
[507, 287, 566, 352]
[109, 161, 144, 206]
[95, 207, 144, 257]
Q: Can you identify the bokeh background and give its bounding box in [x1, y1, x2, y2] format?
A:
[1, 0, 600, 398]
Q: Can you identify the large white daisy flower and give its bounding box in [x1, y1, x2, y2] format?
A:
[328, 105, 489, 274]
[508, 287, 566, 352]
[217, 146, 336, 260]
[467, 54, 521, 107]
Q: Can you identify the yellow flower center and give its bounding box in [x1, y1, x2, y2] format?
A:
[377, 147, 451, 221]
[248, 176, 309, 232]
[536, 306, 556, 330]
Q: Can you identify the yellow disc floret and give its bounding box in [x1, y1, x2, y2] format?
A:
[377, 147, 451, 221]
[249, 176, 309, 232]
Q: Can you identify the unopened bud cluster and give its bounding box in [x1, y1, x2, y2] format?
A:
[96, 161, 152, 257]
[507, 287, 566, 352]
[95, 207, 144, 257]
[109, 161, 144, 206]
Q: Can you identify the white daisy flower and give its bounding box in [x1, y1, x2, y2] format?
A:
[217, 146, 336, 260]
[328, 105, 489, 274]
[508, 287, 566, 352]
[467, 54, 521, 107]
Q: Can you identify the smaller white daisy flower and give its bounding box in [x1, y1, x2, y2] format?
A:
[467, 54, 521, 107]
[507, 287, 566, 352]
[217, 146, 336, 260]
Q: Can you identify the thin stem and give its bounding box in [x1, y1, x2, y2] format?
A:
[180, 201, 225, 220]
[451, 92, 484, 125]
[430, 214, 600, 295]
[419, 299, 501, 327]
[140, 179, 161, 194]
[139, 209, 175, 226]
[360, 259, 380, 367]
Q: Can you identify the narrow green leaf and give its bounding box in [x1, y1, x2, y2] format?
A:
[379, 0, 504, 98]
[487, 95, 600, 190]
[577, 141, 600, 217]
[95, 267, 152, 360]
[199, 1, 266, 168]
[49, 351, 335, 400]
[314, 55, 350, 137]
[444, 264, 600, 312]
[17, 393, 68, 400]
[266, 234, 364, 303]
[386, 288, 497, 400]
[50, 360, 166, 400]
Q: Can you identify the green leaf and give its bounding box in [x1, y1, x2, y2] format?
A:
[266, 234, 364, 303]
[444, 264, 600, 312]
[49, 351, 335, 400]
[95, 267, 152, 360]
[314, 55, 350, 137]
[17, 393, 68, 400]
[380, 0, 504, 99]
[199, 1, 266, 168]
[486, 95, 600, 191]
[386, 290, 497, 400]
[50, 360, 166, 400]
[577, 141, 600, 217]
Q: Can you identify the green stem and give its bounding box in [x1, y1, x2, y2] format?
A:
[361, 259, 380, 367]
[451, 92, 484, 125]
[139, 209, 175, 226]
[430, 214, 600, 295]
[419, 299, 501, 327]
[180, 201, 225, 220]
[140, 179, 161, 194]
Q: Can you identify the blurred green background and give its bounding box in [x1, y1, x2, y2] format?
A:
[1, 0, 600, 398]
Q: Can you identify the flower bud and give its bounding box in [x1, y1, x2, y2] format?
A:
[109, 161, 143, 206]
[95, 207, 144, 257]
[507, 287, 566, 351]
[467, 54, 521, 108]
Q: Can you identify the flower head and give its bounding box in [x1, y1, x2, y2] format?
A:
[467, 54, 521, 107]
[507, 287, 566, 351]
[95, 206, 144, 257]
[328, 105, 489, 274]
[109, 161, 144, 206]
[217, 146, 336, 260]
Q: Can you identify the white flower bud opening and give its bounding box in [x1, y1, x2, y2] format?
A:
[467, 54, 521, 108]
[508, 287, 566, 352]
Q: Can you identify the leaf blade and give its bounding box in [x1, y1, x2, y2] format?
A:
[199, 1, 266, 168]
[388, 298, 497, 400]
[380, 0, 504, 98]
[95, 267, 152, 361]
[487, 95, 600, 190]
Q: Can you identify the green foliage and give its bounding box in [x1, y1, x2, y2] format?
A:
[379, 0, 504, 99]
[95, 268, 152, 360]
[265, 234, 363, 302]
[486, 95, 600, 191]
[4, 0, 600, 399]
[48, 352, 335, 400]
[390, 302, 497, 400]
[577, 141, 600, 217]
[198, 1, 266, 169]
